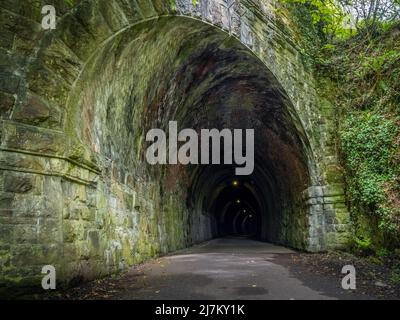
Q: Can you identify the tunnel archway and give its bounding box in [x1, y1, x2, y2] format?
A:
[67, 16, 312, 252]
[0, 0, 351, 287]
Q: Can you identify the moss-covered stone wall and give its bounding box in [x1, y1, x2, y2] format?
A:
[0, 0, 350, 291]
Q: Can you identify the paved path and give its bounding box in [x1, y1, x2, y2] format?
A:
[95, 237, 372, 300]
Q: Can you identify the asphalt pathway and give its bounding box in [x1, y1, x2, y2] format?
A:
[101, 237, 373, 300]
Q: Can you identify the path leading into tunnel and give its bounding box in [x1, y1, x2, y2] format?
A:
[79, 237, 373, 300]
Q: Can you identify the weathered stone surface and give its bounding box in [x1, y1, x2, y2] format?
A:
[57, 14, 98, 61]
[10, 244, 60, 267]
[0, 91, 15, 118]
[1, 121, 67, 155]
[0, 7, 41, 54]
[12, 92, 50, 124]
[0, 29, 14, 50]
[26, 62, 70, 108]
[3, 173, 33, 193]
[0, 192, 14, 215]
[0, 71, 21, 94]
[39, 39, 83, 87]
[0, 0, 351, 291]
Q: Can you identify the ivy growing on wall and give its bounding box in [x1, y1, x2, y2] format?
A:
[285, 0, 400, 251]
[340, 113, 400, 248]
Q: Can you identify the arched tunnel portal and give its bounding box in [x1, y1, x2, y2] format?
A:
[69, 16, 312, 249]
[0, 0, 351, 287]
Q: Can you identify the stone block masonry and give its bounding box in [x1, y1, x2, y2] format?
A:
[0, 0, 350, 291]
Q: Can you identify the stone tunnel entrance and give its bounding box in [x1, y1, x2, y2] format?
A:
[0, 0, 351, 288]
[69, 16, 312, 254]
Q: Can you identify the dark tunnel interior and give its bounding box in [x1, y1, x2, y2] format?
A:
[189, 166, 263, 239]
[211, 178, 261, 238]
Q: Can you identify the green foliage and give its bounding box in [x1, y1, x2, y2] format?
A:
[340, 0, 400, 34]
[376, 247, 391, 258]
[64, 0, 76, 7]
[333, 30, 400, 114]
[328, 26, 400, 251]
[341, 114, 397, 179]
[361, 50, 400, 75]
[286, 0, 400, 253]
[353, 234, 373, 254]
[285, 0, 400, 43]
[283, 0, 351, 39]
[390, 267, 400, 283]
[340, 112, 400, 244]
